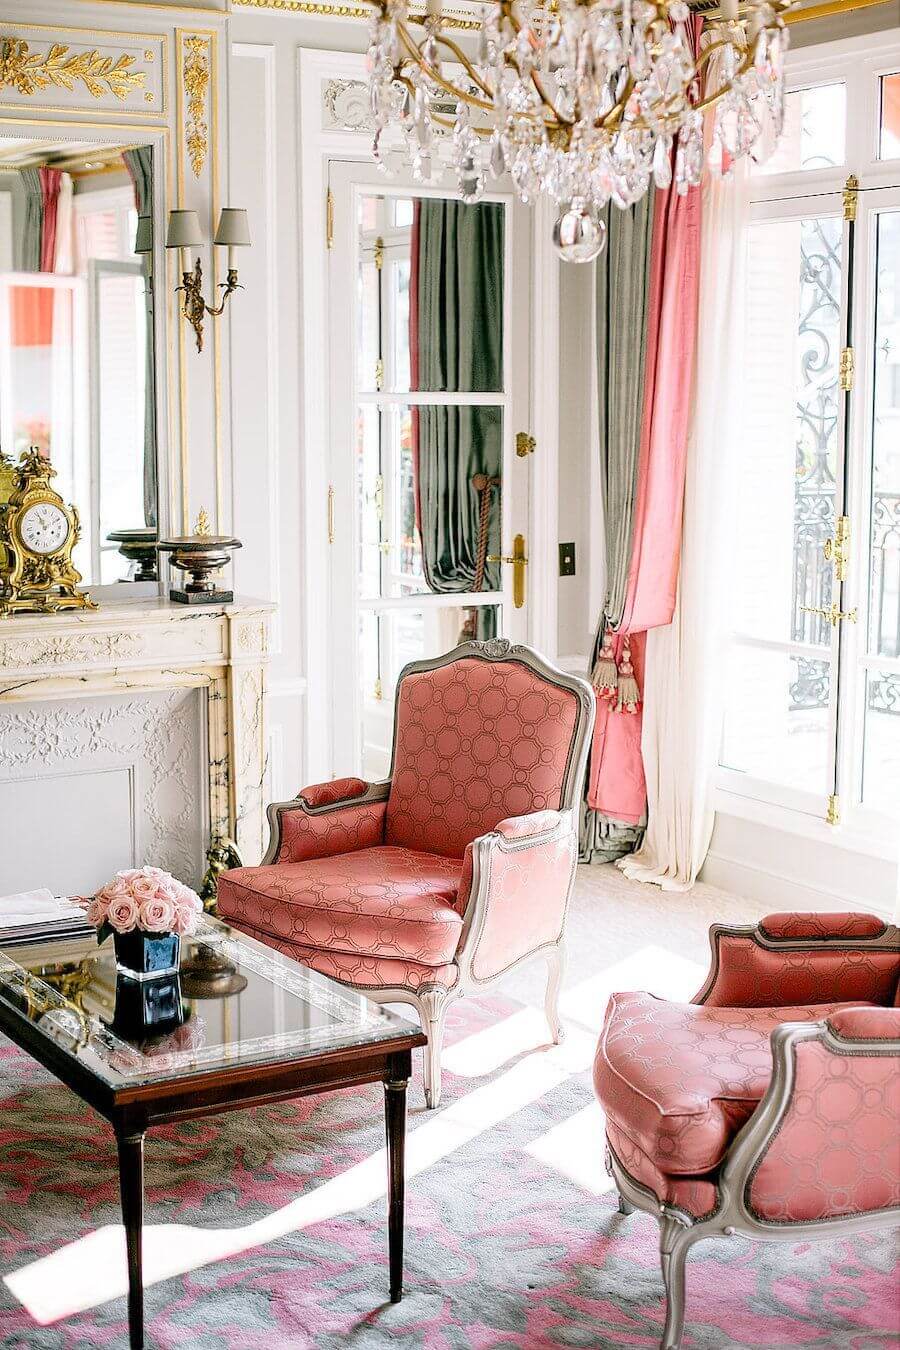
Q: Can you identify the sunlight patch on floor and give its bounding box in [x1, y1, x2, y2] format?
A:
[525, 1101, 613, 1196]
[4, 1018, 596, 1323]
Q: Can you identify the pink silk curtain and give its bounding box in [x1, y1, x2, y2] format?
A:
[38, 168, 62, 274]
[588, 113, 703, 822]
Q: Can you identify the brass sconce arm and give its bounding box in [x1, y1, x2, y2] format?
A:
[175, 259, 243, 354]
[167, 207, 250, 355]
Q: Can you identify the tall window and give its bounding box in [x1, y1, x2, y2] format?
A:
[720, 38, 900, 840]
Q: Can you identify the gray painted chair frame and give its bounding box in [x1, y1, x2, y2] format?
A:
[606, 920, 900, 1350]
[262, 638, 595, 1108]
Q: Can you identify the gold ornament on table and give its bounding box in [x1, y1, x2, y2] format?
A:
[0, 449, 96, 617]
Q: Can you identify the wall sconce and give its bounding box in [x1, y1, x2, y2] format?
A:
[165, 207, 250, 354]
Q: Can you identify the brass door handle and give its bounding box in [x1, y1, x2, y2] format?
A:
[801, 603, 857, 627]
[487, 533, 528, 609]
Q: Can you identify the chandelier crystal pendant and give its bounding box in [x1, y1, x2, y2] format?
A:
[367, 0, 794, 261]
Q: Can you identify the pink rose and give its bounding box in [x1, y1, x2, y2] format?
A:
[107, 895, 140, 933]
[117, 870, 142, 884]
[130, 876, 159, 904]
[171, 901, 199, 937]
[86, 894, 109, 927]
[140, 896, 176, 933]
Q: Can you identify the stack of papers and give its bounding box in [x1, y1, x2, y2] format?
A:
[0, 889, 94, 946]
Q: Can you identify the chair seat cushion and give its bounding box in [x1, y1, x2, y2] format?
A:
[217, 846, 465, 967]
[594, 991, 877, 1176]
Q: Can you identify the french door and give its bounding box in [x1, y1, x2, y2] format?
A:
[720, 53, 900, 843]
[327, 161, 533, 779]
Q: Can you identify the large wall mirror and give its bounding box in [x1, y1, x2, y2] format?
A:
[0, 135, 159, 585]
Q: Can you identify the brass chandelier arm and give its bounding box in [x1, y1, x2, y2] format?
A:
[390, 10, 783, 144]
[395, 23, 497, 114]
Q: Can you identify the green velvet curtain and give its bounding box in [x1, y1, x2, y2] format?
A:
[19, 169, 43, 273]
[123, 147, 158, 530]
[580, 193, 655, 864]
[412, 199, 504, 638]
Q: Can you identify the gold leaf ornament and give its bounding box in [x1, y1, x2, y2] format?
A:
[182, 35, 210, 178]
[0, 37, 146, 100]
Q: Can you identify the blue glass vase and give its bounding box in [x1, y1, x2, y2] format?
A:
[113, 929, 180, 980]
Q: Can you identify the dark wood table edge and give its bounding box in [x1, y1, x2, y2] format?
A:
[0, 1000, 426, 1349]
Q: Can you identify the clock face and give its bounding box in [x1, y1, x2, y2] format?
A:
[18, 502, 70, 556]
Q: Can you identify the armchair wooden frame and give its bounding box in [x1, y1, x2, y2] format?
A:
[606, 919, 900, 1350]
[259, 638, 595, 1108]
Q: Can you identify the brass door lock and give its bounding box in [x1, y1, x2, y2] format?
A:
[487, 532, 528, 609]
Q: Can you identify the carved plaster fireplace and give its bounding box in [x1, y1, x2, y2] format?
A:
[0, 597, 271, 897]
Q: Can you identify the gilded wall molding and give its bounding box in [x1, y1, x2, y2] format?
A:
[0, 27, 165, 116]
[231, 0, 481, 27]
[0, 37, 144, 100]
[181, 32, 211, 179]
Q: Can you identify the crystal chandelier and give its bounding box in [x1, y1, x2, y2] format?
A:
[367, 0, 794, 261]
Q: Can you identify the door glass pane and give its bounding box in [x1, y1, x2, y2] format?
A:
[754, 83, 846, 176]
[355, 402, 503, 601]
[868, 211, 900, 659]
[862, 671, 900, 811]
[357, 193, 504, 393]
[734, 216, 842, 646]
[720, 645, 832, 793]
[358, 604, 501, 779]
[880, 73, 900, 160]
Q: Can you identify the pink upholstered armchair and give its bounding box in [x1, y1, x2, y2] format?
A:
[218, 639, 595, 1107]
[593, 912, 900, 1350]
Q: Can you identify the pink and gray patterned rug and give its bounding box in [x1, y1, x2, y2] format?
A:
[0, 994, 897, 1348]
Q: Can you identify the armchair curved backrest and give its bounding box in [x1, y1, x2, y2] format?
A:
[382, 639, 596, 859]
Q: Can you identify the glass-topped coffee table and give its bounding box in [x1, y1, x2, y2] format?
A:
[0, 917, 426, 1349]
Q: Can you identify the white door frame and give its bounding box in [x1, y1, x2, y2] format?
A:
[297, 47, 560, 783]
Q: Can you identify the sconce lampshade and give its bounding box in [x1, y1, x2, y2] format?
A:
[213, 208, 251, 248]
[134, 214, 153, 256]
[165, 209, 203, 249]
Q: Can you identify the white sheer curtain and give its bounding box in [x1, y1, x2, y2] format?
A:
[619, 158, 749, 891]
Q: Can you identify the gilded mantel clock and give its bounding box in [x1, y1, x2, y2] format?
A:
[0, 449, 95, 617]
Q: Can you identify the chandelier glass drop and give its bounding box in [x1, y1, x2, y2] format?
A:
[367, 0, 793, 261]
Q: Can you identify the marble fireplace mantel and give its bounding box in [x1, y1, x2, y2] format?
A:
[0, 595, 273, 873]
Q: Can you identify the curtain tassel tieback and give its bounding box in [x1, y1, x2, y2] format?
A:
[591, 626, 619, 702]
[616, 638, 641, 715]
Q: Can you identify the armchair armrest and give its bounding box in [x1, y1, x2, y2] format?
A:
[456, 810, 577, 985]
[262, 779, 389, 865]
[726, 1013, 900, 1226]
[694, 916, 900, 1010]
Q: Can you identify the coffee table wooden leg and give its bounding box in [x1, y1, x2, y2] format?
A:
[383, 1073, 408, 1303]
[116, 1130, 145, 1349]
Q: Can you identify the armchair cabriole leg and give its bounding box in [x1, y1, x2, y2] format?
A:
[658, 1214, 692, 1350]
[617, 1194, 634, 1216]
[420, 987, 450, 1110]
[545, 940, 566, 1045]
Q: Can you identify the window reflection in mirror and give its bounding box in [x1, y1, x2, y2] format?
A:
[0, 138, 157, 585]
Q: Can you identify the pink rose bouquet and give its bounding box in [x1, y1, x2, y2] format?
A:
[90, 866, 202, 945]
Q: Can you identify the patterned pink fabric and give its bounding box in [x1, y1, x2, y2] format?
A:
[275, 799, 386, 865]
[217, 846, 464, 966]
[594, 992, 875, 1175]
[760, 912, 887, 941]
[298, 778, 369, 808]
[749, 1032, 900, 1222]
[703, 934, 900, 1010]
[385, 657, 578, 858]
[495, 810, 564, 840]
[827, 1006, 900, 1041]
[605, 1119, 718, 1220]
[220, 919, 460, 992]
[470, 828, 576, 982]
